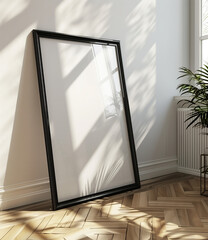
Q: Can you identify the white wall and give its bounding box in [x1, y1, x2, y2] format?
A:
[0, 0, 189, 209]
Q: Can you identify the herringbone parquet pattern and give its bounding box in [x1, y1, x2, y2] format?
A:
[1, 173, 208, 240]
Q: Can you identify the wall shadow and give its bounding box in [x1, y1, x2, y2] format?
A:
[2, 33, 49, 204]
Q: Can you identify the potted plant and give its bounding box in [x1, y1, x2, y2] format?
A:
[177, 65, 208, 196]
[177, 65, 208, 129]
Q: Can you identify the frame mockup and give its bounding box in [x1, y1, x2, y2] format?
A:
[33, 29, 140, 210]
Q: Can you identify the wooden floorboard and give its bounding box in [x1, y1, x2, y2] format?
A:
[0, 172, 208, 239]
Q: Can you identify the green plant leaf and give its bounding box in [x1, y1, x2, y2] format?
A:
[177, 65, 208, 128]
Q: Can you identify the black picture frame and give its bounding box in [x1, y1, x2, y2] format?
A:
[32, 29, 140, 210]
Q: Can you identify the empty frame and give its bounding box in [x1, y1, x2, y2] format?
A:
[33, 30, 140, 210]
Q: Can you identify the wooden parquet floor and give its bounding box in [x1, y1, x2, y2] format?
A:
[1, 173, 208, 240]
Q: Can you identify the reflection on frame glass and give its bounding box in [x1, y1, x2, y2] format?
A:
[33, 30, 140, 210]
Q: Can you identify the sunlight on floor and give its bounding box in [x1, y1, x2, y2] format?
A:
[0, 174, 207, 239]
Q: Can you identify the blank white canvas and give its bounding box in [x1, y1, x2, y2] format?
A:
[40, 38, 135, 202]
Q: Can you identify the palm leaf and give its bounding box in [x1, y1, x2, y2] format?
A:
[177, 65, 208, 129]
[186, 114, 200, 129]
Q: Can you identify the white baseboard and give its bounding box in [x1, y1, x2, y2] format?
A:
[0, 158, 178, 210]
[138, 158, 178, 181]
[178, 166, 200, 177]
[0, 178, 50, 210]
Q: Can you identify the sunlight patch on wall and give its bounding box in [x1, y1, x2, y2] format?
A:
[128, 44, 156, 149]
[126, 0, 156, 66]
[136, 44, 156, 112]
[55, 0, 112, 36]
[0, 0, 28, 24]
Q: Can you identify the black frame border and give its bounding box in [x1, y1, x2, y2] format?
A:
[32, 29, 140, 210]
